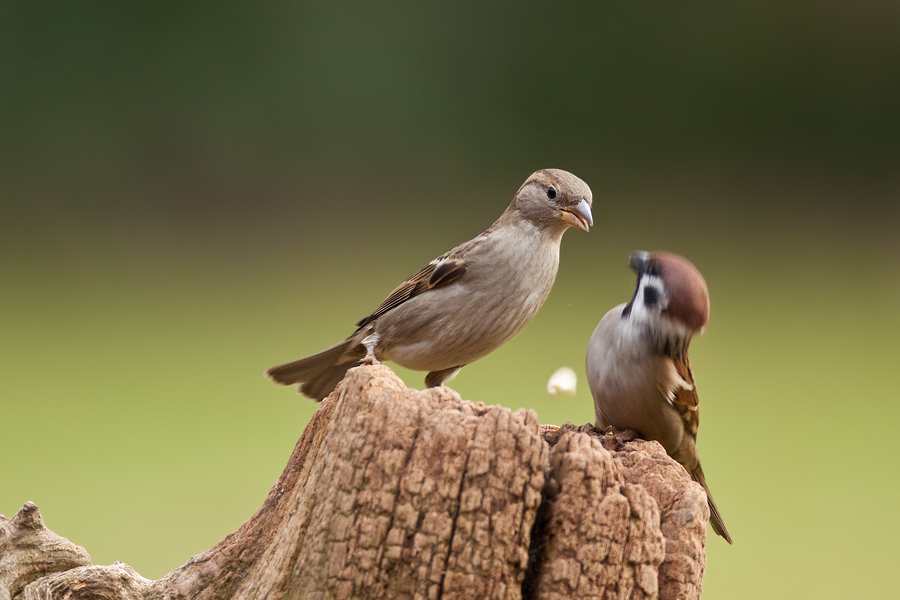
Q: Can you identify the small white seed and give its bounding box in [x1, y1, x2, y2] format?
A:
[547, 366, 577, 397]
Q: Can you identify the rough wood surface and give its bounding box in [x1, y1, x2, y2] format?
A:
[0, 502, 91, 600]
[1, 364, 708, 600]
[525, 431, 666, 600]
[542, 424, 709, 600]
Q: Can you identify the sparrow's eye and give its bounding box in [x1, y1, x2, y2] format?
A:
[643, 286, 660, 307]
[546, 186, 557, 200]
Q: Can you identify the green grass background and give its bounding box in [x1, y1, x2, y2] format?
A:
[2, 3, 899, 597]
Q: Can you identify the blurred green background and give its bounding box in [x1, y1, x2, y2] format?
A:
[2, 2, 898, 597]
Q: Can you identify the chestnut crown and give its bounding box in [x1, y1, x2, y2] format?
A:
[626, 251, 709, 333]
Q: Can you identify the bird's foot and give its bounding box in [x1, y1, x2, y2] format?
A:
[424, 366, 462, 388]
[537, 423, 563, 444]
[361, 353, 381, 366]
[359, 331, 381, 365]
[599, 427, 640, 452]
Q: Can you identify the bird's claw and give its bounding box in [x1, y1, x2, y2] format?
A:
[599, 426, 640, 451]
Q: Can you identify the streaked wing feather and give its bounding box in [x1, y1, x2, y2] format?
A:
[671, 354, 700, 437]
[429, 258, 466, 287]
[354, 248, 468, 329]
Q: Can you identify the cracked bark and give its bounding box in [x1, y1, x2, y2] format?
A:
[1, 364, 708, 600]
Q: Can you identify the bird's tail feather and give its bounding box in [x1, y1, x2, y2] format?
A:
[299, 363, 357, 401]
[265, 337, 362, 401]
[692, 463, 733, 544]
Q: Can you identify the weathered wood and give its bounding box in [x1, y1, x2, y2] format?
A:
[524, 430, 666, 599]
[0, 502, 91, 600]
[539, 425, 709, 600]
[1, 364, 708, 599]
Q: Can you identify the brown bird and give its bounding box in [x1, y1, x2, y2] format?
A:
[585, 251, 732, 543]
[267, 169, 593, 401]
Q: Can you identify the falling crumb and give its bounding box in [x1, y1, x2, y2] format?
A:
[547, 366, 577, 397]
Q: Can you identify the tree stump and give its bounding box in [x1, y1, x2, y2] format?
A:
[1, 364, 709, 599]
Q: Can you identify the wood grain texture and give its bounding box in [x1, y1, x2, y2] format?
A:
[2, 365, 707, 600]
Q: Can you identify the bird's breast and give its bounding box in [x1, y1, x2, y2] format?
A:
[586, 308, 686, 454]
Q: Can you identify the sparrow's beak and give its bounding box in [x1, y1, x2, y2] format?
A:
[558, 198, 593, 232]
[629, 251, 650, 274]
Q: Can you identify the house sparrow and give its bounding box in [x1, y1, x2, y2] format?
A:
[585, 251, 732, 544]
[267, 169, 593, 401]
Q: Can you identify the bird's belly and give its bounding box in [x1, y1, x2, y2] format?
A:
[589, 357, 686, 455]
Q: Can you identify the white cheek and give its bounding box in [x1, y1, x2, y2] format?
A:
[630, 275, 666, 322]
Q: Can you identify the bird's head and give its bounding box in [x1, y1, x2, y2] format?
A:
[623, 251, 709, 355]
[510, 169, 593, 233]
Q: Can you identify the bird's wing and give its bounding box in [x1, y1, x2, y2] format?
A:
[670, 354, 700, 437]
[354, 245, 469, 329]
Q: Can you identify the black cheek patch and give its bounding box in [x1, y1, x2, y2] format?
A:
[643, 286, 660, 306]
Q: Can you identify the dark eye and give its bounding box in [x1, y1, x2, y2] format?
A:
[643, 286, 660, 306]
[546, 186, 557, 200]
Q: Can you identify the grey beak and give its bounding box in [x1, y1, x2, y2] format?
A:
[574, 198, 593, 228]
[629, 251, 650, 274]
[558, 198, 593, 231]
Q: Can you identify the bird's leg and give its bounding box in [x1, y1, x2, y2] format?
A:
[424, 366, 463, 388]
[360, 332, 381, 365]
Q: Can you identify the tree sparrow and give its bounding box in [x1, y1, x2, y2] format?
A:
[585, 251, 732, 543]
[268, 169, 593, 401]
